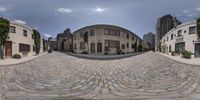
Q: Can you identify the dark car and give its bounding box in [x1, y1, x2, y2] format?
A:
[48, 49, 52, 53]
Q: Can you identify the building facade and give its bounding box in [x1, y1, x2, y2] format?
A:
[155, 14, 181, 51]
[4, 21, 40, 58]
[48, 37, 57, 50]
[73, 24, 144, 54]
[143, 32, 155, 50]
[57, 28, 73, 52]
[160, 21, 200, 58]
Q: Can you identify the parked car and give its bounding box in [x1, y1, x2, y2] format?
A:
[48, 49, 52, 53]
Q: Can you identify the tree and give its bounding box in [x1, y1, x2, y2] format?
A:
[33, 29, 41, 54]
[196, 17, 200, 39]
[83, 31, 89, 53]
[0, 18, 9, 59]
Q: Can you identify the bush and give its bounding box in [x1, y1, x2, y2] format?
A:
[104, 52, 108, 55]
[171, 51, 176, 56]
[13, 54, 21, 59]
[181, 50, 193, 58]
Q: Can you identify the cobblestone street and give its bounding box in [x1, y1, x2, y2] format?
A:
[1, 52, 200, 100]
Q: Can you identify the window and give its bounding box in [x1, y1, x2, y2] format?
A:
[80, 32, 84, 38]
[175, 42, 185, 53]
[189, 26, 196, 34]
[132, 44, 134, 49]
[177, 30, 182, 37]
[104, 29, 120, 36]
[23, 30, 27, 37]
[19, 43, 30, 52]
[32, 34, 34, 39]
[132, 36, 134, 41]
[90, 29, 95, 36]
[167, 37, 169, 41]
[121, 44, 125, 49]
[127, 43, 129, 48]
[104, 40, 120, 48]
[127, 34, 129, 39]
[80, 42, 85, 49]
[104, 29, 110, 35]
[171, 34, 173, 40]
[9, 26, 16, 33]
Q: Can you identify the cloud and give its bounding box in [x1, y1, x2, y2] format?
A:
[44, 33, 52, 38]
[188, 14, 193, 17]
[196, 7, 200, 11]
[14, 20, 26, 24]
[0, 6, 7, 12]
[182, 10, 189, 13]
[54, 8, 72, 14]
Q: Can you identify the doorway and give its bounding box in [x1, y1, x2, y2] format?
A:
[91, 43, 95, 53]
[5, 41, 12, 58]
[97, 43, 102, 53]
[195, 43, 200, 58]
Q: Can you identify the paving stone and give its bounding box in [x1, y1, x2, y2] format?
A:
[1, 51, 200, 100]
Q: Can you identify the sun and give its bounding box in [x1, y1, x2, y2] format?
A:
[94, 7, 105, 13]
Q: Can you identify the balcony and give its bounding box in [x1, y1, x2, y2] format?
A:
[176, 35, 184, 43]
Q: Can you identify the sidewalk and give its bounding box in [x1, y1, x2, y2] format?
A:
[0, 52, 47, 66]
[158, 52, 200, 66]
[65, 52, 145, 60]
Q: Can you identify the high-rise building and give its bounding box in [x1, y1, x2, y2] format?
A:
[143, 32, 155, 51]
[155, 14, 181, 51]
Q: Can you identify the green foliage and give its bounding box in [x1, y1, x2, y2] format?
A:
[0, 18, 9, 59]
[0, 18, 9, 47]
[197, 18, 200, 39]
[33, 29, 41, 54]
[181, 50, 193, 58]
[13, 54, 21, 59]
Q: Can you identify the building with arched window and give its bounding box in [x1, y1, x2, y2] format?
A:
[73, 24, 147, 55]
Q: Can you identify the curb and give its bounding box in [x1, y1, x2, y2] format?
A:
[157, 52, 200, 67]
[0, 52, 47, 67]
[64, 52, 147, 60]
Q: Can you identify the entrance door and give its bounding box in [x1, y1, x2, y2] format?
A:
[91, 43, 95, 53]
[195, 43, 200, 58]
[5, 41, 12, 58]
[97, 43, 102, 53]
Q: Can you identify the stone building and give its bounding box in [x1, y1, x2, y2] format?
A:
[143, 32, 155, 51]
[48, 37, 57, 50]
[3, 21, 43, 58]
[155, 14, 181, 51]
[73, 24, 144, 54]
[160, 20, 200, 58]
[56, 28, 73, 52]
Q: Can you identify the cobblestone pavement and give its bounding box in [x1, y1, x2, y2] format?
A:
[1, 52, 200, 100]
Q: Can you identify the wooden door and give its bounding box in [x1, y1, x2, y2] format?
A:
[5, 41, 12, 58]
[97, 43, 102, 53]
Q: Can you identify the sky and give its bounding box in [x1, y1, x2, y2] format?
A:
[0, 0, 200, 39]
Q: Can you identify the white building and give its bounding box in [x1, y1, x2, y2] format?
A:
[4, 21, 43, 58]
[160, 21, 200, 58]
[73, 24, 146, 55]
